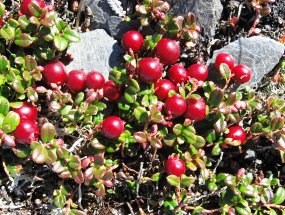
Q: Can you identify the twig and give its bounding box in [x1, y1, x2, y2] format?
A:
[212, 152, 224, 174]
[126, 202, 135, 215]
[136, 162, 144, 196]
[68, 137, 85, 152]
[122, 163, 139, 174]
[0, 203, 25, 209]
[78, 184, 83, 210]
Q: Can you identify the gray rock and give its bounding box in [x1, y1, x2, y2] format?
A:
[66, 29, 124, 78]
[85, 0, 136, 39]
[170, 0, 223, 37]
[207, 36, 285, 86]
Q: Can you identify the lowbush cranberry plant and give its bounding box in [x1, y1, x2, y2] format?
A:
[0, 0, 284, 214]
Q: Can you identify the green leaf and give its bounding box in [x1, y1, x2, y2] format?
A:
[166, 175, 180, 187]
[181, 175, 195, 188]
[54, 36, 68, 51]
[0, 55, 10, 72]
[273, 187, 285, 204]
[151, 173, 162, 182]
[0, 2, 5, 17]
[0, 96, 9, 115]
[219, 63, 231, 80]
[0, 25, 15, 40]
[193, 135, 206, 148]
[12, 144, 30, 158]
[24, 55, 37, 71]
[18, 15, 30, 30]
[32, 144, 48, 164]
[133, 106, 149, 122]
[126, 79, 140, 94]
[12, 79, 25, 94]
[41, 122, 56, 143]
[14, 33, 34, 47]
[40, 11, 56, 27]
[2, 111, 20, 133]
[163, 197, 178, 211]
[62, 27, 80, 42]
[28, 2, 43, 17]
[55, 17, 68, 31]
[53, 194, 66, 208]
[208, 88, 224, 107]
[240, 184, 255, 197]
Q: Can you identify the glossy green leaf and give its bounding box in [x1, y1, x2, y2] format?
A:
[0, 2, 5, 17]
[54, 35, 68, 51]
[41, 122, 56, 143]
[12, 144, 30, 158]
[28, 2, 42, 17]
[32, 144, 48, 164]
[0, 55, 10, 72]
[151, 173, 162, 182]
[181, 175, 195, 188]
[219, 63, 231, 80]
[25, 55, 37, 71]
[0, 25, 15, 40]
[166, 175, 180, 187]
[53, 194, 66, 208]
[273, 187, 285, 204]
[2, 111, 20, 133]
[133, 106, 149, 122]
[0, 96, 9, 115]
[62, 27, 80, 42]
[15, 33, 34, 47]
[208, 88, 224, 107]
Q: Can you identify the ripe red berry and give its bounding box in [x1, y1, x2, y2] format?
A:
[215, 52, 235, 70]
[14, 119, 39, 144]
[167, 64, 188, 84]
[164, 95, 186, 118]
[154, 79, 176, 101]
[121, 30, 144, 53]
[103, 80, 121, 101]
[165, 155, 186, 177]
[67, 70, 86, 93]
[226, 125, 247, 144]
[187, 63, 208, 81]
[101, 116, 125, 139]
[184, 97, 207, 121]
[43, 61, 67, 87]
[155, 38, 180, 65]
[231, 64, 252, 84]
[13, 102, 38, 121]
[20, 0, 46, 16]
[86, 71, 105, 90]
[137, 58, 163, 83]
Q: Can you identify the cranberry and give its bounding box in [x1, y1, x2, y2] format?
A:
[187, 63, 208, 81]
[121, 30, 144, 53]
[164, 95, 186, 118]
[165, 155, 186, 177]
[137, 58, 163, 83]
[167, 64, 188, 84]
[231, 64, 252, 84]
[154, 79, 176, 101]
[86, 71, 105, 90]
[67, 70, 86, 93]
[215, 52, 235, 70]
[43, 61, 67, 87]
[13, 102, 38, 121]
[20, 0, 46, 16]
[184, 97, 207, 121]
[101, 116, 125, 139]
[155, 38, 180, 65]
[226, 125, 247, 144]
[14, 119, 39, 144]
[103, 80, 121, 101]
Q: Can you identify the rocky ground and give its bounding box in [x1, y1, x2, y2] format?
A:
[0, 0, 285, 214]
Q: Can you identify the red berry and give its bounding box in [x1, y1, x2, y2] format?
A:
[121, 30, 144, 53]
[14, 119, 39, 144]
[67, 70, 86, 93]
[226, 125, 247, 144]
[43, 61, 67, 87]
[137, 58, 163, 83]
[155, 38, 180, 65]
[231, 64, 252, 84]
[13, 102, 38, 121]
[184, 97, 207, 121]
[154, 79, 176, 101]
[101, 116, 125, 139]
[86, 71, 105, 90]
[215, 52, 235, 70]
[165, 155, 186, 177]
[167, 64, 188, 84]
[103, 80, 121, 101]
[20, 0, 46, 16]
[164, 95, 186, 118]
[187, 63, 208, 81]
